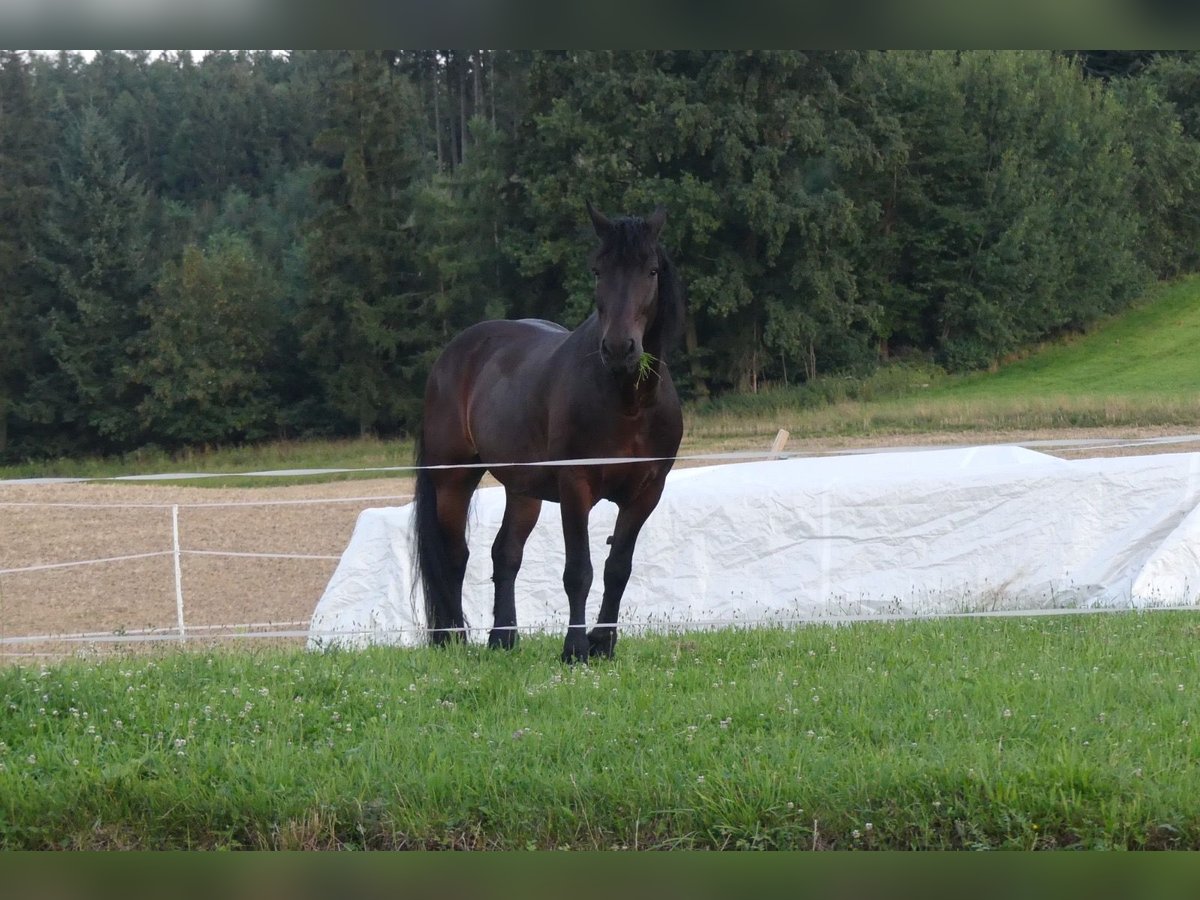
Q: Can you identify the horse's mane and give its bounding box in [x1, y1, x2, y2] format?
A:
[595, 215, 686, 361]
[651, 242, 685, 360]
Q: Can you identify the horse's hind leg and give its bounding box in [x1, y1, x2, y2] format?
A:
[488, 492, 542, 650]
[429, 467, 484, 643]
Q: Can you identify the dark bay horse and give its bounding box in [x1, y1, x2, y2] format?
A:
[413, 203, 685, 662]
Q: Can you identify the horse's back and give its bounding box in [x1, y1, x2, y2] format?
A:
[432, 319, 570, 383]
[514, 317, 569, 334]
[439, 318, 566, 355]
[423, 318, 572, 465]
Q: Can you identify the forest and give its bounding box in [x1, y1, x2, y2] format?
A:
[3, 49, 1200, 461]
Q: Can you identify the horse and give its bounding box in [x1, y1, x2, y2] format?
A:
[412, 203, 685, 662]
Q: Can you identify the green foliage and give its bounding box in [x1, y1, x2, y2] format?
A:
[687, 276, 1200, 442]
[868, 51, 1148, 370]
[135, 234, 283, 446]
[298, 51, 432, 435]
[507, 51, 887, 393]
[414, 117, 515, 328]
[5, 49, 1200, 463]
[1120, 56, 1200, 276]
[689, 360, 947, 421]
[0, 52, 51, 455]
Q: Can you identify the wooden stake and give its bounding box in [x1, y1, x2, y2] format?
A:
[770, 429, 790, 456]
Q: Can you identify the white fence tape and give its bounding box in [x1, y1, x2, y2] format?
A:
[2, 620, 311, 645]
[0, 551, 175, 575]
[0, 494, 415, 509]
[0, 451, 786, 487]
[181, 549, 344, 561]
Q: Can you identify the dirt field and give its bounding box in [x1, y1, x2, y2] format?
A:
[0, 477, 415, 658]
[4, 426, 1200, 660]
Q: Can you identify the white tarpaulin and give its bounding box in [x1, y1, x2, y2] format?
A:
[307, 446, 1200, 648]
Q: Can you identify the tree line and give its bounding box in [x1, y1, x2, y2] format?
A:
[3, 49, 1200, 461]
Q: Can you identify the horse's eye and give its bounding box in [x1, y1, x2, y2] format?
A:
[649, 268, 658, 277]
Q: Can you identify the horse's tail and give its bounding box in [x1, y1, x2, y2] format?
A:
[412, 430, 458, 645]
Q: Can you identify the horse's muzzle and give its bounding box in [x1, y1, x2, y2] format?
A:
[600, 337, 639, 374]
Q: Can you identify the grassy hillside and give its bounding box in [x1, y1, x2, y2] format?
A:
[944, 277, 1200, 399]
[689, 277, 1200, 442]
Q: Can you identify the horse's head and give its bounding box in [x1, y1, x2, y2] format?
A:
[587, 202, 667, 377]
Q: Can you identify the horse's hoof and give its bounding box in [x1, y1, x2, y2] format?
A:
[561, 634, 590, 664]
[487, 629, 517, 650]
[587, 627, 617, 659]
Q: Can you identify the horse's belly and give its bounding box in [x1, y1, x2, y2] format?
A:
[490, 465, 561, 503]
[487, 458, 669, 509]
[596, 462, 671, 506]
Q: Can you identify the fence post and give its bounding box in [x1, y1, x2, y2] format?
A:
[771, 429, 790, 456]
[172, 504, 185, 641]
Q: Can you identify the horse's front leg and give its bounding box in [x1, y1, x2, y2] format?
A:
[488, 492, 542, 650]
[589, 476, 667, 659]
[558, 473, 596, 663]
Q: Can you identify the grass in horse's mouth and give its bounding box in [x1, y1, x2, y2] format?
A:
[635, 352, 656, 386]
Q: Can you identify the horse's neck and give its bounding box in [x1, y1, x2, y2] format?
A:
[643, 329, 669, 364]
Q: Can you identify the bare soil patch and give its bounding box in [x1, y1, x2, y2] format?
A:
[0, 479, 413, 659]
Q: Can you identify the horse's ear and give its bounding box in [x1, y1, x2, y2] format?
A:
[586, 201, 612, 237]
[645, 205, 667, 241]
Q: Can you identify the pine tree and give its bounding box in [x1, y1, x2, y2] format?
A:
[5, 49, 1199, 459]
[0, 52, 50, 456]
[416, 118, 515, 331]
[298, 51, 432, 434]
[32, 104, 155, 452]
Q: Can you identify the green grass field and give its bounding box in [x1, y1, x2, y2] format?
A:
[2, 614, 1198, 850]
